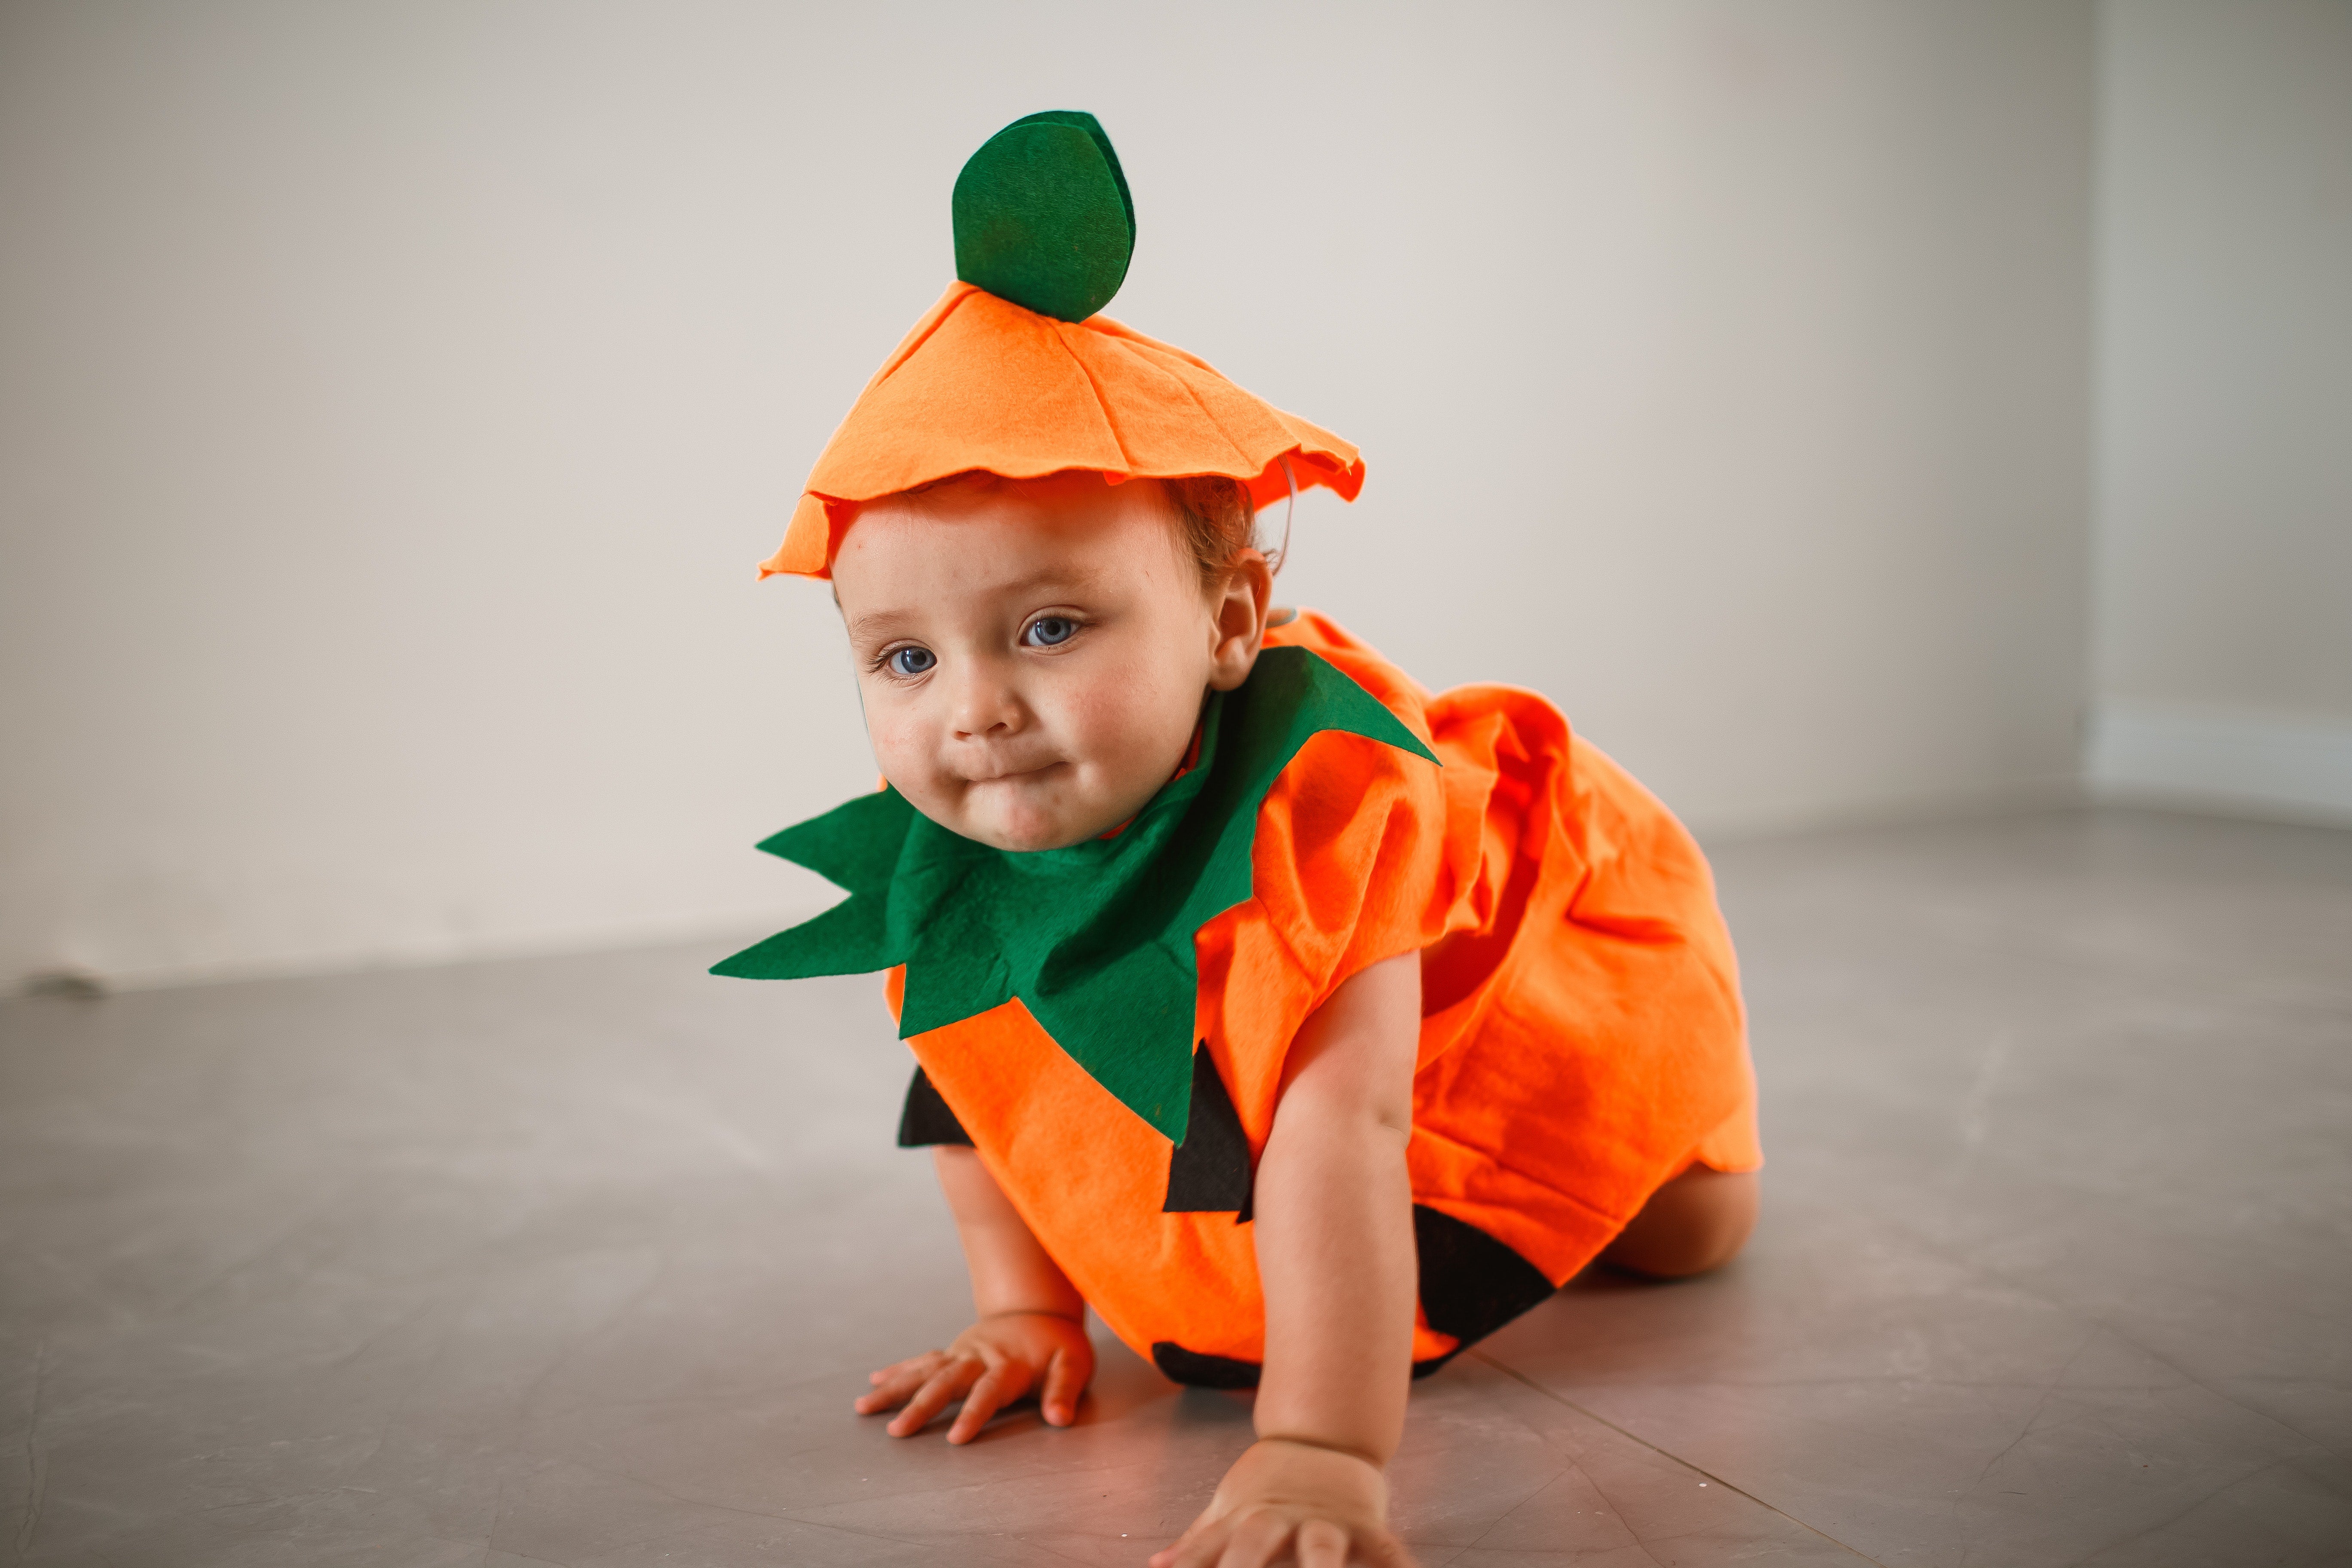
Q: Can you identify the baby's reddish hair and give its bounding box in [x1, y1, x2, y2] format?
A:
[875, 471, 1260, 591]
[1163, 475, 1258, 588]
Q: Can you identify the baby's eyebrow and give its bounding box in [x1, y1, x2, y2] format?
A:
[844, 608, 919, 643]
[986, 564, 1107, 598]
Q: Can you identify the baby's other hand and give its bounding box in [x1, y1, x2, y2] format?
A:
[853, 1309, 1093, 1443]
[1152, 1437, 1412, 1568]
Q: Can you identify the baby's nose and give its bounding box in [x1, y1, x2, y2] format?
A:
[948, 670, 1026, 739]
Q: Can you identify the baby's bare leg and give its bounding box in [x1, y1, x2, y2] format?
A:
[1599, 1166, 1759, 1279]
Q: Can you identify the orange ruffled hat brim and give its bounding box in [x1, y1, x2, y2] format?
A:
[761, 282, 1363, 579]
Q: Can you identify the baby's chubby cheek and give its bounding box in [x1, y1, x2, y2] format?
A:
[1039, 677, 1198, 821]
[860, 710, 949, 813]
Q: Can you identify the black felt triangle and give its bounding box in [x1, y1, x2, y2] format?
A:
[1163, 1044, 1254, 1220]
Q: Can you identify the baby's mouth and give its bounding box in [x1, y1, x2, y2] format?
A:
[965, 759, 1066, 786]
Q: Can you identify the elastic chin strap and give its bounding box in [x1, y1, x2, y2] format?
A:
[1265, 455, 1297, 577]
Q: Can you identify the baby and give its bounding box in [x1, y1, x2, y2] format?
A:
[720, 113, 1761, 1568]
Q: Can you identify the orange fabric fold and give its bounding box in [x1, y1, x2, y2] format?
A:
[761, 283, 1364, 579]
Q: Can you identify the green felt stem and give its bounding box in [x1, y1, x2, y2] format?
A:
[952, 110, 1135, 323]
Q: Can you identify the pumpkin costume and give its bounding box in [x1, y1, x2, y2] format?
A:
[720, 112, 1759, 1384]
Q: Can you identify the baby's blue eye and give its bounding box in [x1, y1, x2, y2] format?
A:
[887, 646, 936, 677]
[1025, 616, 1077, 647]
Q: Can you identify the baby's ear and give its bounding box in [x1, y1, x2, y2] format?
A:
[1206, 551, 1273, 692]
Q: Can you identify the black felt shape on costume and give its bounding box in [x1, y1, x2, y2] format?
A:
[952, 110, 1135, 322]
[1409, 1204, 1558, 1372]
[895, 1067, 972, 1148]
[1151, 1341, 1261, 1390]
[1162, 1045, 1253, 1221]
[1150, 1342, 1463, 1389]
[1146, 1207, 1558, 1389]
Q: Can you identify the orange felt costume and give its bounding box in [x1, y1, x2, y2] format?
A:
[724, 111, 1759, 1384]
[873, 612, 1757, 1381]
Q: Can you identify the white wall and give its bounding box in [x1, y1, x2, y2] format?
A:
[0, 1, 2096, 992]
[2091, 0, 2352, 823]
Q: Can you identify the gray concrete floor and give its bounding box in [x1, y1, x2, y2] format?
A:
[3, 807, 2348, 1567]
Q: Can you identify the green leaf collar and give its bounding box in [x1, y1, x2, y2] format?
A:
[713, 647, 1436, 1142]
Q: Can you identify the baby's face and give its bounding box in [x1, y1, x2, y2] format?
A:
[831, 473, 1265, 852]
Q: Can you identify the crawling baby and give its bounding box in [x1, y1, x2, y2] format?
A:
[720, 111, 1760, 1568]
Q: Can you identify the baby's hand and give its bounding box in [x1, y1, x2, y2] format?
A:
[853, 1309, 1093, 1443]
[1151, 1437, 1413, 1568]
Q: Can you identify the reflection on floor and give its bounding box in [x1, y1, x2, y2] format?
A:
[2, 808, 2348, 1566]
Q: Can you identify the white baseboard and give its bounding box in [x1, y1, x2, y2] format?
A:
[2087, 701, 2352, 827]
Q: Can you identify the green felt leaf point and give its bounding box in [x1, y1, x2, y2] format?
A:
[712, 648, 1438, 1142]
[953, 110, 1135, 322]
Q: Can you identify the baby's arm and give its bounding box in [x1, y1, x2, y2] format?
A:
[854, 1144, 1094, 1443]
[1155, 949, 1422, 1568]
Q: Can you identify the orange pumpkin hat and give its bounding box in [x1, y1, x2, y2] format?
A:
[759, 111, 1363, 580]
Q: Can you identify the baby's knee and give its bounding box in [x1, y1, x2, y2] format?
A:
[1602, 1167, 1759, 1280]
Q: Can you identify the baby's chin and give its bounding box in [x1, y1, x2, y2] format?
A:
[954, 803, 1113, 853]
[937, 778, 1133, 853]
